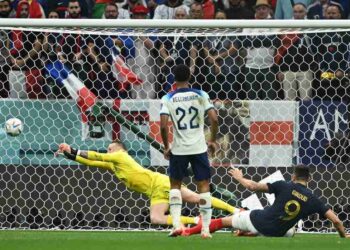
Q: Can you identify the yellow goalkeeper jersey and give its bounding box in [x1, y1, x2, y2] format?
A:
[75, 150, 163, 197]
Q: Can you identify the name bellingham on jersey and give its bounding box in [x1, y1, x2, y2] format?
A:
[160, 88, 214, 155]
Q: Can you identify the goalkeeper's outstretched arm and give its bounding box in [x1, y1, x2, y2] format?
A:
[74, 155, 113, 171]
[58, 143, 117, 162]
[57, 143, 114, 171]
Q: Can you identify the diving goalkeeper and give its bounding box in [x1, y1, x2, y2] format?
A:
[57, 140, 238, 226]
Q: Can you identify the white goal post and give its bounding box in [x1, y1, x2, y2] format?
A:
[0, 19, 349, 233]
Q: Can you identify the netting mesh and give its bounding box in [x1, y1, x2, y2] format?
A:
[0, 24, 349, 232]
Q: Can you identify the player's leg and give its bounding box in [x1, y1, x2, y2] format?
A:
[180, 186, 236, 214]
[168, 154, 189, 236]
[149, 180, 198, 226]
[182, 217, 231, 236]
[149, 203, 197, 225]
[183, 210, 259, 237]
[190, 153, 212, 238]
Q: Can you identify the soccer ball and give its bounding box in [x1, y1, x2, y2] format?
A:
[5, 118, 23, 136]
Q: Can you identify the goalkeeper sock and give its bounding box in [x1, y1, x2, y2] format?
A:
[166, 215, 196, 225]
[211, 197, 235, 214]
[169, 189, 182, 229]
[199, 192, 212, 233]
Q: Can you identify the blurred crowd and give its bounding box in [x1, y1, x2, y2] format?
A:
[0, 0, 350, 101]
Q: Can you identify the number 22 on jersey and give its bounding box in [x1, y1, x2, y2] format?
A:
[175, 106, 199, 130]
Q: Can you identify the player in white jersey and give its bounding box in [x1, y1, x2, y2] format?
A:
[160, 64, 218, 238]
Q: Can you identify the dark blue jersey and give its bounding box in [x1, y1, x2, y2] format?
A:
[250, 181, 329, 237]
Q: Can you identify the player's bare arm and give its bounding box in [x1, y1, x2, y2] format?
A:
[57, 143, 88, 158]
[229, 168, 269, 192]
[160, 114, 171, 160]
[324, 209, 349, 238]
[207, 108, 218, 157]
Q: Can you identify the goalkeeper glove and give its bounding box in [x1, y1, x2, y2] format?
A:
[63, 147, 78, 160]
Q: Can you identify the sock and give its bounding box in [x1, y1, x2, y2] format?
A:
[211, 197, 235, 214]
[209, 218, 224, 233]
[184, 218, 224, 236]
[199, 192, 212, 233]
[166, 215, 196, 225]
[169, 189, 182, 229]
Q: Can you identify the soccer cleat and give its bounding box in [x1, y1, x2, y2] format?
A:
[168, 227, 183, 237]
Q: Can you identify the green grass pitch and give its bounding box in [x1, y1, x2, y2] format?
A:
[1, 231, 349, 250]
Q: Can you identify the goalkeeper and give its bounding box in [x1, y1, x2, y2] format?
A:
[57, 140, 238, 226]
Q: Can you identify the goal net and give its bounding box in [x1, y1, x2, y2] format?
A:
[0, 19, 349, 233]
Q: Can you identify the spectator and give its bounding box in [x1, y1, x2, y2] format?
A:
[274, 0, 312, 19]
[115, 1, 132, 19]
[102, 2, 131, 19]
[225, 0, 254, 20]
[254, 0, 273, 19]
[157, 3, 204, 94]
[66, 0, 85, 18]
[312, 4, 350, 101]
[324, 1, 344, 18]
[82, 37, 124, 99]
[93, 0, 114, 18]
[292, 2, 307, 19]
[95, 0, 131, 19]
[275, 3, 316, 100]
[103, 3, 131, 19]
[153, 0, 189, 19]
[241, 0, 281, 100]
[121, 0, 146, 18]
[174, 6, 188, 19]
[214, 9, 227, 19]
[131, 3, 149, 18]
[146, 0, 164, 18]
[12, 0, 46, 18]
[156, 5, 188, 93]
[187, 2, 210, 91]
[307, 0, 327, 19]
[103, 3, 119, 18]
[337, 0, 349, 17]
[10, 0, 47, 99]
[195, 0, 215, 19]
[46, 0, 93, 18]
[127, 5, 157, 99]
[57, 0, 88, 84]
[213, 0, 229, 10]
[0, 30, 10, 98]
[47, 10, 60, 18]
[241, 0, 256, 10]
[189, 1, 204, 19]
[0, 0, 15, 18]
[47, 1, 67, 18]
[202, 20, 241, 99]
[0, 0, 12, 98]
[42, 13, 70, 98]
